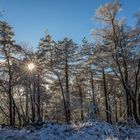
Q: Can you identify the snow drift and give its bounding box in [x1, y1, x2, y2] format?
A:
[0, 121, 140, 140]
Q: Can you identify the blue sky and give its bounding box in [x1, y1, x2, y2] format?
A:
[0, 0, 140, 49]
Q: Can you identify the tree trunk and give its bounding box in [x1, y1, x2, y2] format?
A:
[139, 94, 140, 118]
[115, 100, 118, 123]
[90, 65, 96, 117]
[57, 73, 68, 123]
[65, 57, 71, 123]
[26, 86, 29, 124]
[126, 91, 133, 118]
[132, 98, 140, 124]
[102, 68, 110, 123]
[29, 76, 35, 123]
[76, 78, 84, 121]
[37, 74, 41, 122]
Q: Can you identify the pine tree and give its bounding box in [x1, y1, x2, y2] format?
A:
[0, 21, 21, 126]
[92, 1, 140, 124]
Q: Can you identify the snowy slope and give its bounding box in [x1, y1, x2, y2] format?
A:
[0, 121, 140, 140]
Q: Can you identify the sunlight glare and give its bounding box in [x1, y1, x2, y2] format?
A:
[27, 63, 35, 71]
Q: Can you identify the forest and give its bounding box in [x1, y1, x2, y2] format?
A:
[0, 1, 140, 139]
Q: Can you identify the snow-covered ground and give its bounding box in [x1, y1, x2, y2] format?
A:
[0, 121, 140, 140]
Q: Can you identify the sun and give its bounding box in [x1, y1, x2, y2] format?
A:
[27, 63, 35, 71]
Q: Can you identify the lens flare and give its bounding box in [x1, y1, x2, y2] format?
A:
[27, 63, 35, 71]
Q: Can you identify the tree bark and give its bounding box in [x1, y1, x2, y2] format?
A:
[102, 68, 110, 123]
[65, 56, 71, 123]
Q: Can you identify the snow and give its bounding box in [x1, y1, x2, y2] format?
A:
[0, 121, 140, 140]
